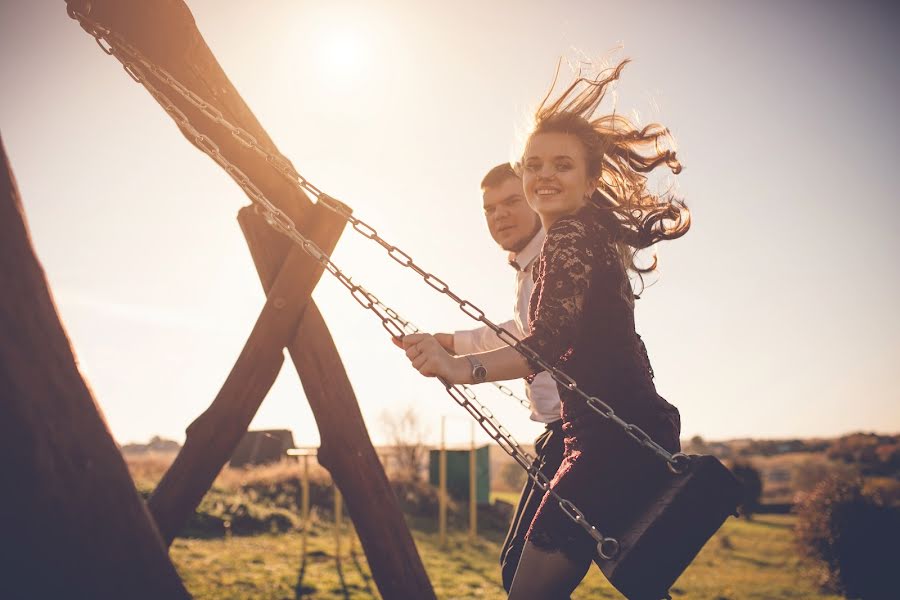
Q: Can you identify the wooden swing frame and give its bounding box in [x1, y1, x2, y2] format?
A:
[0, 1, 436, 598]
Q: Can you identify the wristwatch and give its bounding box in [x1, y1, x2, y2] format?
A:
[465, 355, 487, 384]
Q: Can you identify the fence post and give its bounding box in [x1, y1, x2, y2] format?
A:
[469, 423, 477, 540]
[439, 416, 447, 546]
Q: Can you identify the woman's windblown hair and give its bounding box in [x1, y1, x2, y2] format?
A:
[529, 59, 691, 275]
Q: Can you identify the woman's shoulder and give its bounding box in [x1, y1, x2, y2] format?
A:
[544, 205, 614, 251]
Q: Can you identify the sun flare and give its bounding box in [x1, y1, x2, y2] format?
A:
[317, 29, 368, 82]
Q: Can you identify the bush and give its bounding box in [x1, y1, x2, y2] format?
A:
[792, 457, 857, 496]
[731, 460, 763, 518]
[794, 476, 900, 599]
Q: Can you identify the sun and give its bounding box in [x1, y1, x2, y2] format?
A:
[317, 29, 369, 82]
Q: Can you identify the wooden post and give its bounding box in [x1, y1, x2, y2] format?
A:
[0, 136, 190, 599]
[439, 416, 447, 546]
[302, 453, 310, 556]
[287, 449, 314, 557]
[148, 201, 346, 545]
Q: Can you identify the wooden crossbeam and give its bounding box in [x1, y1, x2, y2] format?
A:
[0, 136, 190, 599]
[148, 200, 347, 546]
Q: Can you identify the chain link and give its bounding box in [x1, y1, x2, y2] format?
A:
[66, 9, 688, 556]
[354, 283, 531, 411]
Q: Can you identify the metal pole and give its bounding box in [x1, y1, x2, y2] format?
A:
[439, 416, 447, 547]
[469, 422, 477, 540]
[302, 454, 310, 557]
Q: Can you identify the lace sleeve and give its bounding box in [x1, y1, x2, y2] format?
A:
[520, 216, 593, 376]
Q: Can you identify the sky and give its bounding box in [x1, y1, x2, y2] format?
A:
[1, 0, 898, 448]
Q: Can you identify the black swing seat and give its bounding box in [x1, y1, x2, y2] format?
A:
[599, 454, 742, 600]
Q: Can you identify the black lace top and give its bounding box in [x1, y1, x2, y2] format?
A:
[520, 200, 678, 429]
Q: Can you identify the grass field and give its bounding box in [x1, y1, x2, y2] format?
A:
[171, 513, 842, 599]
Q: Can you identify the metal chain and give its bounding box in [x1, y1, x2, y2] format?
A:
[344, 284, 616, 557]
[66, 8, 623, 559]
[355, 281, 531, 411]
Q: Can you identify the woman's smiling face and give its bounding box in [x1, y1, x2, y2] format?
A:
[521, 131, 596, 228]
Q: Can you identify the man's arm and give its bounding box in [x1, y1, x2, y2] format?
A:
[434, 319, 520, 355]
[400, 335, 531, 384]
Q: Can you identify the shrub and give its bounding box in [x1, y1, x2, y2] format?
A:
[792, 457, 857, 496]
[730, 460, 763, 518]
[794, 476, 900, 599]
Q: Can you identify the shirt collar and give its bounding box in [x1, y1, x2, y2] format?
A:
[508, 229, 546, 272]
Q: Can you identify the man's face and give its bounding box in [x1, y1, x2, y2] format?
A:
[483, 176, 540, 253]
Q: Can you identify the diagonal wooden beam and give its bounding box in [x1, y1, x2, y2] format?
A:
[0, 136, 190, 599]
[148, 201, 347, 546]
[240, 206, 438, 600]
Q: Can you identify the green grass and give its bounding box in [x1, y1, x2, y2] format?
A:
[170, 514, 843, 599]
[489, 490, 521, 506]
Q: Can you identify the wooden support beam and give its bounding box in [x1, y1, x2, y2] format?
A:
[240, 206, 438, 600]
[148, 201, 346, 546]
[0, 136, 190, 598]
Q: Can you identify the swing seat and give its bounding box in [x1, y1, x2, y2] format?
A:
[599, 454, 742, 600]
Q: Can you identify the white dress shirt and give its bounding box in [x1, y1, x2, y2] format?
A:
[453, 231, 562, 424]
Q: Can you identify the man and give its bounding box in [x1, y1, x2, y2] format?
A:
[434, 163, 564, 593]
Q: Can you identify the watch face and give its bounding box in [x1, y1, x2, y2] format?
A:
[474, 365, 487, 382]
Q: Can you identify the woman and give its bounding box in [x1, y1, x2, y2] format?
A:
[400, 59, 690, 598]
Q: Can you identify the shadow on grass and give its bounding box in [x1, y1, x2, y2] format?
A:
[745, 516, 793, 530]
[295, 546, 377, 599]
[348, 549, 377, 597]
[294, 546, 315, 599]
[334, 558, 351, 600]
[454, 553, 506, 593]
[730, 553, 778, 569]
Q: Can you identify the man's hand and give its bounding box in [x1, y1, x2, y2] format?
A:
[399, 333, 469, 383]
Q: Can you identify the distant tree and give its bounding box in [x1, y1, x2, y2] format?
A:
[688, 435, 708, 454]
[380, 406, 431, 482]
[874, 443, 900, 476]
[795, 476, 900, 599]
[731, 460, 763, 518]
[827, 433, 900, 477]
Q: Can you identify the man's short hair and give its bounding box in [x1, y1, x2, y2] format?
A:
[481, 163, 519, 190]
